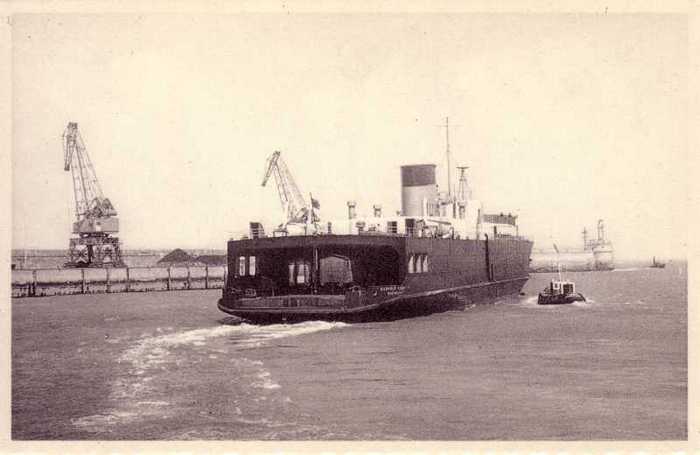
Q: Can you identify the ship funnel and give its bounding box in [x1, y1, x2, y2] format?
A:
[400, 164, 437, 217]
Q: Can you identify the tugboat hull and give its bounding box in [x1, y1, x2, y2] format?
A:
[537, 293, 586, 305]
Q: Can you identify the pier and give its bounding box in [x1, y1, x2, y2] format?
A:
[11, 265, 227, 298]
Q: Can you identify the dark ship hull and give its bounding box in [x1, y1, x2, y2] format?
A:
[218, 234, 532, 324]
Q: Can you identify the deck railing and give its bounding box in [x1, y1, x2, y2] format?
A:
[10, 265, 228, 298]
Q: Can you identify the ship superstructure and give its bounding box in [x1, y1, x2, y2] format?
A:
[583, 219, 614, 270]
[312, 162, 519, 242]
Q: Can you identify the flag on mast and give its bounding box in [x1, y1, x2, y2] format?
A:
[310, 195, 320, 209]
[310, 193, 320, 223]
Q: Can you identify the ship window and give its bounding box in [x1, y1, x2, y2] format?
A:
[297, 261, 309, 284]
[387, 221, 398, 234]
[412, 254, 428, 273]
[408, 254, 431, 273]
[405, 219, 416, 237]
[238, 256, 246, 277]
[249, 256, 256, 276]
[288, 259, 310, 285]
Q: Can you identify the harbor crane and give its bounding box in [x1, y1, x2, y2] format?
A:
[63, 122, 124, 267]
[261, 151, 319, 234]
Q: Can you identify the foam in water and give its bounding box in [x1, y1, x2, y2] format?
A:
[118, 321, 345, 369]
[74, 320, 346, 433]
[228, 321, 348, 348]
[523, 295, 539, 305]
[520, 294, 594, 309]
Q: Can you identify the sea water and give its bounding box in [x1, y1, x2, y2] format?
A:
[12, 262, 686, 440]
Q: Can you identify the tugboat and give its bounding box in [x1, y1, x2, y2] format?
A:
[650, 256, 666, 269]
[537, 244, 586, 305]
[537, 279, 586, 305]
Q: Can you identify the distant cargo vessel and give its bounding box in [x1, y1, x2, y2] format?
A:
[530, 219, 614, 273]
[218, 120, 533, 323]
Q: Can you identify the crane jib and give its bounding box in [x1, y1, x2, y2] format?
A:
[261, 150, 317, 231]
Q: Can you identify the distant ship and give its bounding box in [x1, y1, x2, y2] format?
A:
[530, 219, 615, 273]
[650, 256, 666, 269]
[218, 120, 533, 323]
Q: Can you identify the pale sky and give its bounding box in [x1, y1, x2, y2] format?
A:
[12, 13, 687, 259]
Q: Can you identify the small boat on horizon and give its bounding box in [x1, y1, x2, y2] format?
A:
[650, 256, 666, 269]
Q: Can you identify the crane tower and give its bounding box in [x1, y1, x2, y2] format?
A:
[63, 122, 124, 267]
[261, 150, 319, 234]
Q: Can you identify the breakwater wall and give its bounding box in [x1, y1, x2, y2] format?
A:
[11, 265, 227, 298]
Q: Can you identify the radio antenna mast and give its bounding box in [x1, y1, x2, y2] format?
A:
[437, 117, 460, 199]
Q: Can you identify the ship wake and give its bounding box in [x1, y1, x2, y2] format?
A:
[72, 320, 346, 435]
[520, 294, 595, 308]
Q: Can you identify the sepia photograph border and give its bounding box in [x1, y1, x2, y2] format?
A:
[1, 0, 698, 453]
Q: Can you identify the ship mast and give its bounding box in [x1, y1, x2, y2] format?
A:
[439, 116, 453, 199]
[446, 117, 452, 198]
[457, 166, 471, 201]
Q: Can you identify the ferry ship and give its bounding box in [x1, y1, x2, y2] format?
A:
[218, 125, 533, 323]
